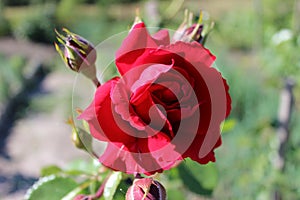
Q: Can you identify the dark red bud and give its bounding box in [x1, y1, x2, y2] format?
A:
[126, 178, 166, 200]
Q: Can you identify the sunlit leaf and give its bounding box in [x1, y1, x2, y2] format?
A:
[66, 159, 101, 175]
[25, 175, 78, 200]
[103, 172, 122, 200]
[40, 165, 62, 177]
[62, 180, 94, 200]
[112, 178, 132, 200]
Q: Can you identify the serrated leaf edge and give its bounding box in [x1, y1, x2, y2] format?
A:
[24, 175, 56, 200]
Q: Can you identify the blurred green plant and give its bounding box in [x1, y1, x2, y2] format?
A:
[97, 0, 141, 6]
[0, 1, 11, 36]
[2, 0, 30, 6]
[13, 3, 58, 43]
[29, 0, 60, 5]
[212, 59, 279, 199]
[0, 54, 26, 102]
[214, 9, 255, 51]
[262, 0, 294, 31]
[25, 158, 222, 200]
[56, 0, 82, 24]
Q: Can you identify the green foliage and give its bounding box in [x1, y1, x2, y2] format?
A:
[30, 0, 60, 5]
[112, 179, 132, 200]
[0, 55, 26, 102]
[13, 4, 58, 44]
[212, 50, 280, 199]
[56, 0, 81, 24]
[97, 0, 141, 6]
[41, 165, 63, 177]
[166, 188, 185, 200]
[65, 159, 101, 175]
[26, 160, 101, 199]
[2, 0, 61, 6]
[178, 159, 218, 196]
[262, 30, 300, 85]
[214, 9, 255, 51]
[159, 159, 219, 199]
[262, 0, 294, 30]
[0, 2, 11, 36]
[103, 172, 122, 200]
[26, 160, 127, 200]
[25, 176, 78, 200]
[2, 0, 30, 6]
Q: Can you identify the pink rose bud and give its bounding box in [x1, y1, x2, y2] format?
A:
[126, 178, 166, 200]
[55, 28, 99, 87]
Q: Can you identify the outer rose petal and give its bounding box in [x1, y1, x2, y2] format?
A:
[99, 132, 181, 174]
[78, 78, 135, 144]
[183, 129, 222, 164]
[116, 22, 170, 75]
[164, 41, 216, 66]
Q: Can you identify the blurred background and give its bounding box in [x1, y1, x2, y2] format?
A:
[0, 0, 300, 199]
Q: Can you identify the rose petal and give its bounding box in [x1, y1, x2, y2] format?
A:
[99, 132, 181, 174]
[183, 131, 222, 164]
[131, 63, 173, 93]
[78, 78, 135, 144]
[112, 63, 174, 134]
[152, 29, 170, 46]
[116, 22, 170, 75]
[163, 41, 216, 67]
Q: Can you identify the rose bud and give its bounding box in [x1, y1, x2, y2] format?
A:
[173, 10, 213, 45]
[66, 117, 86, 150]
[129, 8, 143, 32]
[126, 178, 166, 200]
[172, 9, 194, 42]
[55, 28, 100, 87]
[66, 117, 94, 156]
[186, 23, 203, 42]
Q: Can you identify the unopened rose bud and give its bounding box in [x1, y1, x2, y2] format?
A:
[55, 28, 99, 87]
[172, 9, 192, 42]
[184, 23, 204, 43]
[67, 117, 85, 150]
[173, 10, 213, 45]
[67, 117, 94, 155]
[126, 178, 166, 200]
[130, 8, 143, 31]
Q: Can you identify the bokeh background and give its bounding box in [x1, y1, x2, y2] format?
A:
[0, 0, 300, 199]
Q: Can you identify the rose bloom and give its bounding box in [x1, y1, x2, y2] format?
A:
[79, 22, 231, 174]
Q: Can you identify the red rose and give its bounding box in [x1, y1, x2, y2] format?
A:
[79, 22, 231, 174]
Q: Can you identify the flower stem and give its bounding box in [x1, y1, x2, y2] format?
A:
[92, 78, 100, 88]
